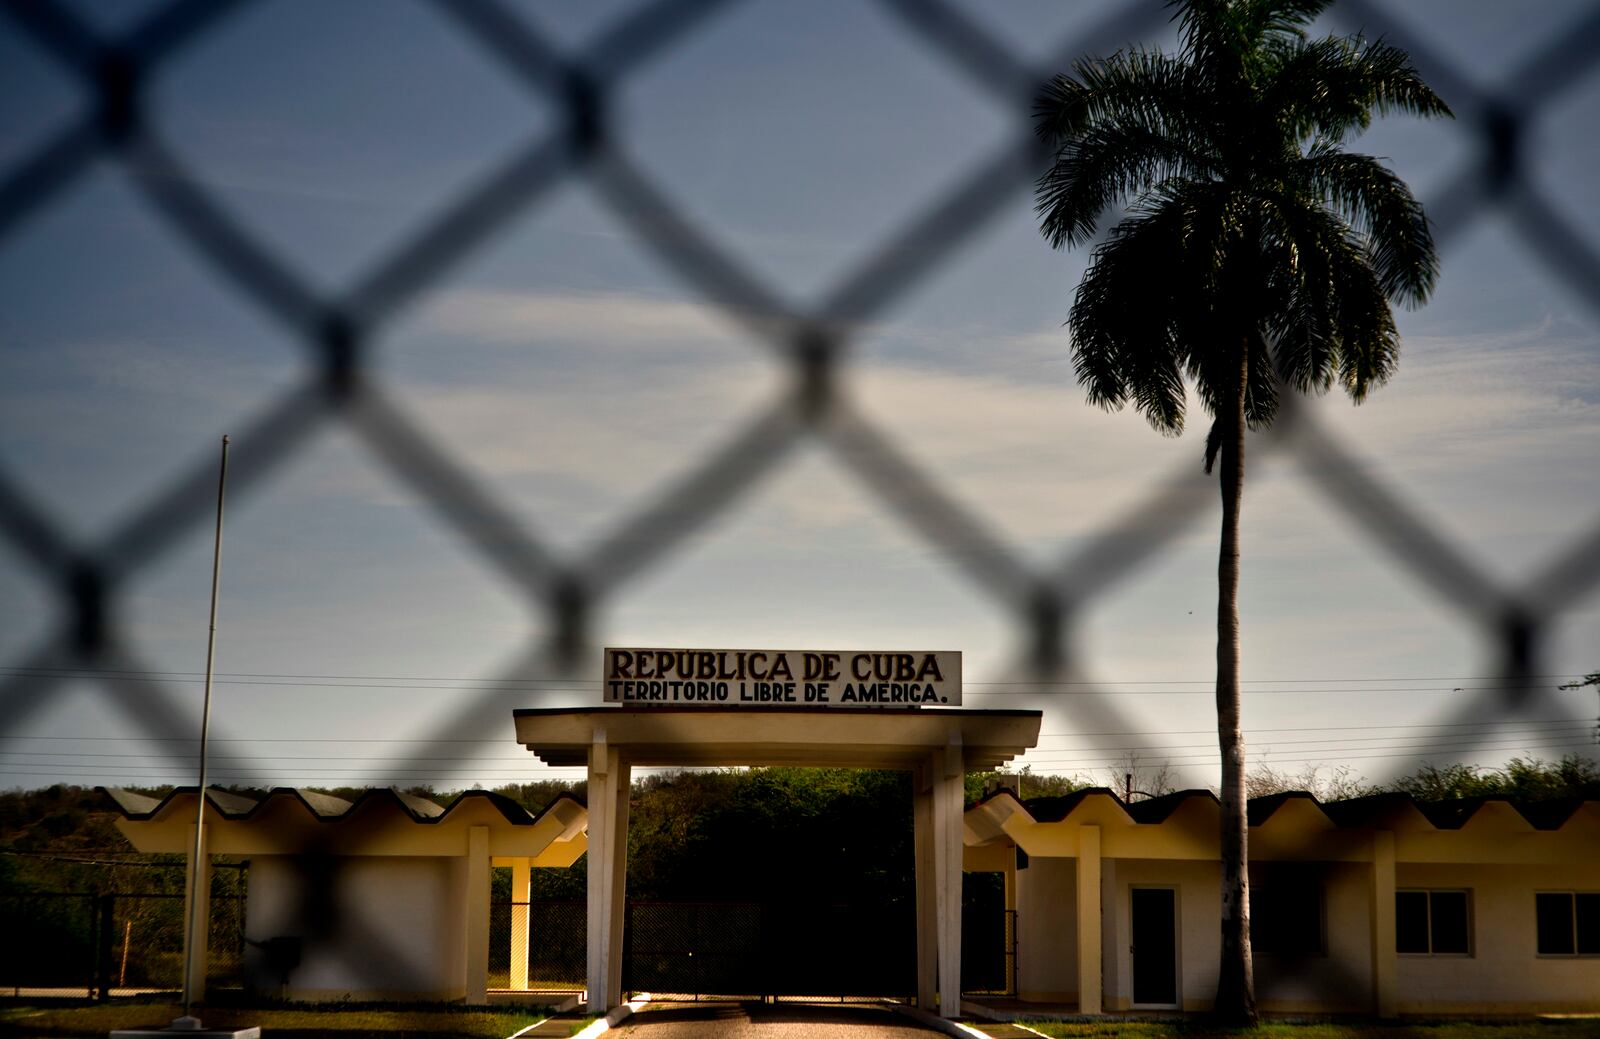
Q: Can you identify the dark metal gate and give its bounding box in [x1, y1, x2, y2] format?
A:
[495, 897, 1011, 1000]
[623, 901, 916, 1000]
[0, 892, 245, 998]
[961, 906, 1017, 996]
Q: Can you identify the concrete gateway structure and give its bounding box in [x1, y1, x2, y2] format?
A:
[962, 787, 1600, 1015]
[98, 651, 1599, 1019]
[514, 704, 1043, 1018]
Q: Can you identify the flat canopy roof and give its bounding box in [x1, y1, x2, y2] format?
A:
[512, 706, 1042, 770]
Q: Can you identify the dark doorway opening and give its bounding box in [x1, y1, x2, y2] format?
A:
[1130, 887, 1178, 1007]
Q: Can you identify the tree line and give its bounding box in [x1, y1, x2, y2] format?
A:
[4, 754, 1596, 903]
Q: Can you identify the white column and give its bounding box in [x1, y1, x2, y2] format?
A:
[1099, 858, 1120, 1007]
[586, 730, 628, 1013]
[182, 821, 211, 1003]
[607, 757, 631, 1007]
[466, 825, 490, 1002]
[912, 764, 936, 1010]
[1076, 825, 1102, 1014]
[510, 857, 531, 991]
[932, 736, 964, 1018]
[1370, 830, 1397, 1018]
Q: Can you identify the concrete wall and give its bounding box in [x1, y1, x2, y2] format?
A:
[244, 855, 469, 1001]
[1016, 856, 1077, 1002]
[1006, 855, 1598, 1015]
[1394, 863, 1600, 1013]
[1102, 858, 1220, 1012]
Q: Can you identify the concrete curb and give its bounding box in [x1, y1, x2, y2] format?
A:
[886, 1001, 991, 1038]
[569, 994, 651, 1039]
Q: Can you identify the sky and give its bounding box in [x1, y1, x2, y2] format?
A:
[1, 0, 1597, 796]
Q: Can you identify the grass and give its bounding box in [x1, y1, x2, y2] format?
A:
[0, 999, 582, 1039]
[1018, 1020, 1600, 1039]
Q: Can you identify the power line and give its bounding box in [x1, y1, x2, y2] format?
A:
[0, 762, 588, 778]
[967, 685, 1575, 697]
[1021, 724, 1594, 757]
[1020, 736, 1598, 767]
[0, 735, 514, 744]
[3, 723, 1590, 764]
[0, 765, 588, 776]
[1037, 717, 1597, 738]
[4, 716, 1590, 747]
[7, 736, 1591, 778]
[1, 664, 1587, 688]
[0, 751, 548, 762]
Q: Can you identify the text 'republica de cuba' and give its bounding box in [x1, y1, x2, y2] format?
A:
[603, 648, 962, 707]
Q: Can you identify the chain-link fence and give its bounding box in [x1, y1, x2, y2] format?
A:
[961, 903, 1015, 997]
[1, 0, 1598, 1009]
[488, 899, 585, 992]
[0, 892, 244, 997]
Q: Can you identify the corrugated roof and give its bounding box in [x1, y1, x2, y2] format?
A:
[1127, 788, 1216, 824]
[98, 786, 585, 828]
[990, 787, 1595, 832]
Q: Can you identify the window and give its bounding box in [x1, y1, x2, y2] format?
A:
[1536, 892, 1600, 955]
[1251, 865, 1325, 956]
[1396, 890, 1471, 955]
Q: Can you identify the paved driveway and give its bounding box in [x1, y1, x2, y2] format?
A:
[610, 1001, 950, 1038]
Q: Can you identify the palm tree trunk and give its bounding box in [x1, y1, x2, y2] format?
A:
[1213, 340, 1257, 1024]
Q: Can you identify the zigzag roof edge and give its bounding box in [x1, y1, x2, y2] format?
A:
[970, 787, 1600, 832]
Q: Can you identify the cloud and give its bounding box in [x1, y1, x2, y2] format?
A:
[386, 286, 1599, 575]
[418, 288, 766, 353]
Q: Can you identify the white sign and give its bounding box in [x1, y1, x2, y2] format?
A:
[603, 648, 961, 707]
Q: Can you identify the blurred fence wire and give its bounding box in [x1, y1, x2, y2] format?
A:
[1, 0, 1596, 784]
[1, 0, 1598, 1005]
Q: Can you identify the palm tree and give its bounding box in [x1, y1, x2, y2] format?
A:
[1033, 0, 1449, 1022]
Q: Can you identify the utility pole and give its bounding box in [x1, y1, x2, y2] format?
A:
[175, 435, 229, 1033]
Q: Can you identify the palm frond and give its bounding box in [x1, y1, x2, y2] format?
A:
[1184, 328, 1279, 429]
[1175, 0, 1246, 70]
[1260, 197, 1400, 401]
[1245, 329, 1280, 427]
[1290, 151, 1439, 306]
[1066, 198, 1214, 433]
[1035, 122, 1218, 249]
[1034, 50, 1207, 150]
[1259, 199, 1346, 392]
[1265, 35, 1452, 144]
[1043, 0, 1444, 450]
[1332, 247, 1401, 400]
[1246, 0, 1330, 44]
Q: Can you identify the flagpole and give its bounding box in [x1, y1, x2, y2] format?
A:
[179, 434, 229, 1027]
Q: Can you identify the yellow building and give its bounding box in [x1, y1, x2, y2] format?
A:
[103, 786, 587, 1003]
[103, 772, 1598, 1016]
[963, 787, 1600, 1015]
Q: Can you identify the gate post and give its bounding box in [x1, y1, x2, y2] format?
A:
[182, 821, 212, 1003]
[96, 894, 115, 1001]
[467, 826, 490, 1002]
[607, 758, 631, 1005]
[913, 765, 936, 1010]
[932, 734, 964, 1019]
[510, 858, 531, 990]
[586, 729, 631, 1013]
